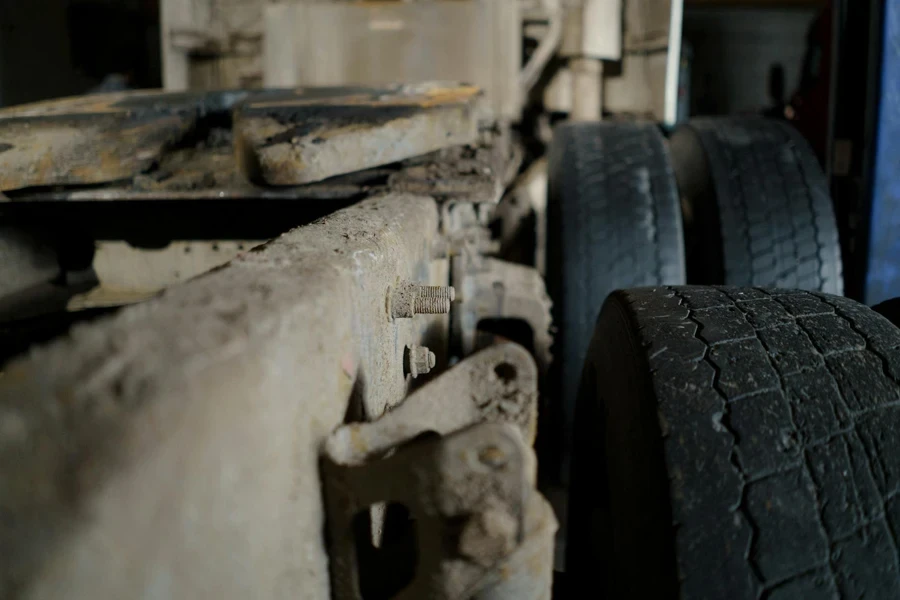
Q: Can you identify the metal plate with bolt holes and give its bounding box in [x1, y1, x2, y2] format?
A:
[322, 343, 554, 600]
[323, 422, 557, 600]
[325, 343, 539, 461]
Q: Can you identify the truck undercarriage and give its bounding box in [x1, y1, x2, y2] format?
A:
[2, 1, 900, 599]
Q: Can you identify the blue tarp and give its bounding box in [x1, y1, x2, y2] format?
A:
[866, 0, 900, 304]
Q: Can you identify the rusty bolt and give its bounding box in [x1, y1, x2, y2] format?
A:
[389, 281, 455, 319]
[405, 345, 436, 379]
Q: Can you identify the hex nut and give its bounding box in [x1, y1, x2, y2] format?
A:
[405, 344, 436, 378]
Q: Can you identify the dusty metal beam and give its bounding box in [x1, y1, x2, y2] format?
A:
[0, 194, 445, 599]
[2, 137, 509, 205]
[0, 84, 484, 195]
[234, 83, 482, 185]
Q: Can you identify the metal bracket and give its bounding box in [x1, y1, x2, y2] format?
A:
[439, 196, 553, 375]
[321, 343, 556, 600]
[452, 256, 553, 375]
[326, 343, 538, 464]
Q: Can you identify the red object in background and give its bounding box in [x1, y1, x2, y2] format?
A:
[788, 1, 833, 164]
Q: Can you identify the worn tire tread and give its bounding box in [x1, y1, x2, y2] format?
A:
[676, 117, 842, 294]
[547, 122, 685, 474]
[568, 286, 900, 599]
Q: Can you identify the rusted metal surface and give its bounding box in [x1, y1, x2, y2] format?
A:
[1, 140, 506, 204]
[322, 343, 554, 600]
[0, 193, 446, 599]
[234, 82, 482, 185]
[0, 91, 226, 192]
[0, 83, 484, 194]
[2, 154, 377, 202]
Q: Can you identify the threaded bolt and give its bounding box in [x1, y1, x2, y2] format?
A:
[389, 282, 456, 319]
[414, 286, 455, 315]
[405, 345, 436, 378]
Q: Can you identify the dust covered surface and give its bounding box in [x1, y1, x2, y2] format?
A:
[1, 84, 496, 202]
[0, 193, 441, 599]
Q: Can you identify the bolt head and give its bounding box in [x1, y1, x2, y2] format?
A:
[389, 283, 416, 319]
[405, 345, 435, 378]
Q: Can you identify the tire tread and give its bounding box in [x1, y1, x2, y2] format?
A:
[575, 286, 900, 598]
[547, 122, 686, 473]
[683, 117, 843, 294]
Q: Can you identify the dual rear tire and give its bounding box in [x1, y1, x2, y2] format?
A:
[545, 119, 890, 598]
[548, 117, 844, 478]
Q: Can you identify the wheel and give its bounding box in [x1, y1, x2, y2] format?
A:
[567, 286, 900, 598]
[546, 121, 686, 478]
[670, 117, 843, 294]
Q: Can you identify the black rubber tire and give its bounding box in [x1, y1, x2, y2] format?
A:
[546, 121, 686, 478]
[670, 117, 843, 294]
[567, 286, 900, 599]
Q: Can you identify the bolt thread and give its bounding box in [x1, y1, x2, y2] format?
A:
[415, 296, 450, 314]
[414, 286, 455, 314]
[422, 286, 456, 301]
